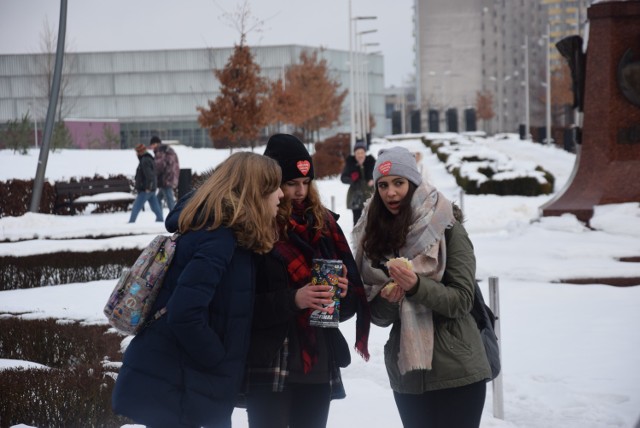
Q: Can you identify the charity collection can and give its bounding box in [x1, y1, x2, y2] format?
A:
[309, 258, 342, 328]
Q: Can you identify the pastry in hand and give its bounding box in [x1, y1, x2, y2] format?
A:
[385, 257, 413, 270]
[383, 281, 398, 294]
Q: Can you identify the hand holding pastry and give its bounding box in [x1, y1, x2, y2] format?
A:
[386, 257, 418, 293]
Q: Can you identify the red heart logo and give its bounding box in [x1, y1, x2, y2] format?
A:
[378, 161, 392, 176]
[297, 160, 311, 176]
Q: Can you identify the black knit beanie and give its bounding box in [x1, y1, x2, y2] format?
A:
[263, 134, 314, 183]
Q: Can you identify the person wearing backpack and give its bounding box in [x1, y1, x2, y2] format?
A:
[112, 152, 284, 428]
[352, 146, 491, 428]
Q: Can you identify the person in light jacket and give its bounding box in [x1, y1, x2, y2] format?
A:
[352, 146, 491, 428]
[112, 152, 283, 428]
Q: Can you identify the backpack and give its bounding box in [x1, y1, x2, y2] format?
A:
[444, 225, 501, 381]
[470, 281, 501, 381]
[103, 232, 179, 335]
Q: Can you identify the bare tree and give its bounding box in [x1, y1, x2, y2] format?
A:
[35, 17, 78, 123]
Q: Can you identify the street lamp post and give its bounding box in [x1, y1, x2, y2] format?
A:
[524, 35, 530, 140]
[363, 44, 379, 139]
[545, 24, 552, 144]
[348, 2, 376, 151]
[356, 30, 377, 142]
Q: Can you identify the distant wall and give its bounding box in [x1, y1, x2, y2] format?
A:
[65, 120, 120, 149]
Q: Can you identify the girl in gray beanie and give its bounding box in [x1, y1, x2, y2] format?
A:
[353, 145, 491, 428]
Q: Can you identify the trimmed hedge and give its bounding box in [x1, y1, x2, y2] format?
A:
[0, 248, 140, 291]
[0, 318, 130, 428]
[423, 136, 555, 196]
[0, 365, 131, 428]
[0, 179, 56, 218]
[0, 318, 122, 367]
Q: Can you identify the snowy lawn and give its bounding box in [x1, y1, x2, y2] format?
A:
[1, 134, 640, 427]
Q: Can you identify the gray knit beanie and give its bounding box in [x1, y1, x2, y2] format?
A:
[373, 146, 422, 186]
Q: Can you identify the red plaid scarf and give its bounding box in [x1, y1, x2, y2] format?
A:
[272, 202, 370, 373]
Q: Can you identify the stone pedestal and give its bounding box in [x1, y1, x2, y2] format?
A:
[541, 1, 640, 224]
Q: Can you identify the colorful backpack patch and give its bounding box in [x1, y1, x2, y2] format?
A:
[103, 233, 179, 335]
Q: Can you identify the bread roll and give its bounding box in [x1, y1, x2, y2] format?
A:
[383, 281, 397, 293]
[385, 257, 413, 270]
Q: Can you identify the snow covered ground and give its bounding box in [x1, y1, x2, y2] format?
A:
[1, 134, 639, 427]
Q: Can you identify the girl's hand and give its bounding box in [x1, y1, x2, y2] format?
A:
[295, 283, 333, 311]
[380, 281, 404, 303]
[337, 264, 348, 298]
[388, 264, 419, 292]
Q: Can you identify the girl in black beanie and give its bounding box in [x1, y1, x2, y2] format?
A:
[242, 134, 371, 428]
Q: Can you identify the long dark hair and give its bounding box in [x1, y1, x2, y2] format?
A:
[362, 181, 417, 264]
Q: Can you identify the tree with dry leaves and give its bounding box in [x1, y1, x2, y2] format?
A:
[274, 50, 348, 143]
[197, 43, 268, 151]
[476, 90, 495, 133]
[197, 1, 269, 151]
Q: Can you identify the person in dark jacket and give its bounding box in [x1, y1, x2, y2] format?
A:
[353, 147, 491, 428]
[128, 143, 164, 223]
[149, 136, 180, 210]
[340, 140, 376, 225]
[242, 134, 371, 428]
[112, 152, 284, 428]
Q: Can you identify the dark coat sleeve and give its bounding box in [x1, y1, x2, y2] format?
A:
[141, 155, 157, 191]
[364, 155, 376, 181]
[165, 190, 194, 232]
[165, 228, 236, 369]
[340, 156, 359, 184]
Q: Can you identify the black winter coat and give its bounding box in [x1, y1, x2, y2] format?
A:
[134, 152, 158, 192]
[340, 154, 375, 210]
[246, 212, 359, 372]
[112, 200, 256, 427]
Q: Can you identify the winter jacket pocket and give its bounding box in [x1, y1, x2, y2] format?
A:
[437, 320, 472, 356]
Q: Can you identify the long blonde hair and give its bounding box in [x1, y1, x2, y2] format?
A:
[178, 152, 282, 254]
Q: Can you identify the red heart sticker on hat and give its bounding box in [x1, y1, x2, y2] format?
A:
[378, 161, 392, 176]
[297, 160, 311, 176]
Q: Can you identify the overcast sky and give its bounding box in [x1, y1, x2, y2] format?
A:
[0, 0, 415, 88]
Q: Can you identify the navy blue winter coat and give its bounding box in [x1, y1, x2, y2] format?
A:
[112, 202, 256, 427]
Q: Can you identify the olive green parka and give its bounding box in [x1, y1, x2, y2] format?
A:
[368, 221, 491, 393]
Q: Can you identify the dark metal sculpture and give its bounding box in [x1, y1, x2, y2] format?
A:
[618, 48, 640, 108]
[556, 35, 587, 112]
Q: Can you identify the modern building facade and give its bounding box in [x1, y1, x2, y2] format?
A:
[0, 45, 384, 148]
[414, 0, 483, 132]
[412, 0, 591, 135]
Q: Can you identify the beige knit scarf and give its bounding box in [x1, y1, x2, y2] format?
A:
[353, 181, 455, 375]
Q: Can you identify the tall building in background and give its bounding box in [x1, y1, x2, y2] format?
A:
[413, 0, 591, 136]
[414, 0, 483, 132]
